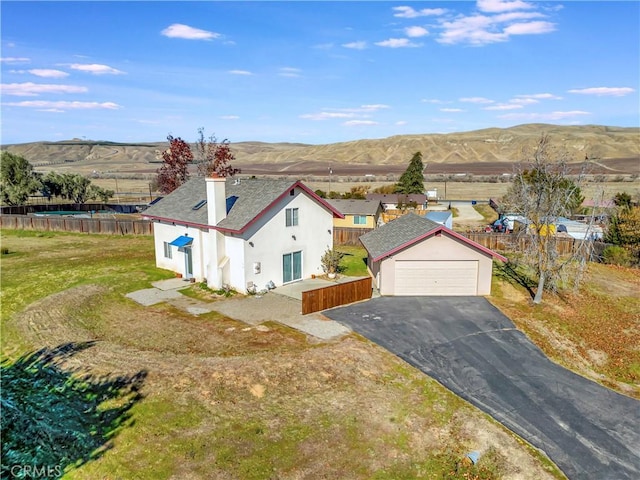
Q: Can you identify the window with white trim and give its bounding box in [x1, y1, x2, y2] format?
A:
[285, 208, 299, 227]
[353, 215, 367, 225]
[163, 241, 172, 259]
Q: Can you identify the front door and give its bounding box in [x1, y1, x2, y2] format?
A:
[283, 251, 302, 283]
[182, 247, 193, 279]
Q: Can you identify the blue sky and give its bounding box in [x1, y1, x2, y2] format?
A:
[1, 1, 638, 145]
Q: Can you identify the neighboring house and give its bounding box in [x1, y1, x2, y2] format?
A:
[143, 176, 343, 293]
[365, 193, 427, 210]
[360, 213, 507, 296]
[424, 211, 453, 229]
[326, 199, 384, 229]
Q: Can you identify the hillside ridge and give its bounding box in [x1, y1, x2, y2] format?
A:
[2, 124, 638, 173]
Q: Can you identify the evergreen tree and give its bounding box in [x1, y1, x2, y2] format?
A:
[395, 151, 425, 194]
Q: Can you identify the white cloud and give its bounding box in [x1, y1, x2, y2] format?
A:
[515, 93, 562, 100]
[438, 15, 506, 45]
[0, 57, 30, 64]
[161, 23, 220, 40]
[360, 104, 390, 111]
[568, 87, 635, 97]
[499, 110, 590, 121]
[421, 98, 448, 104]
[228, 70, 253, 75]
[504, 21, 555, 35]
[69, 64, 125, 75]
[1, 82, 87, 97]
[395, 120, 408, 125]
[343, 120, 378, 126]
[484, 103, 523, 110]
[440, 108, 465, 112]
[342, 41, 367, 50]
[279, 67, 302, 78]
[3, 100, 121, 110]
[405, 26, 429, 37]
[393, 6, 447, 18]
[459, 96, 494, 104]
[219, 115, 239, 120]
[437, 4, 556, 46]
[508, 97, 538, 105]
[492, 11, 545, 22]
[375, 38, 421, 48]
[28, 69, 69, 78]
[300, 104, 388, 121]
[300, 112, 356, 120]
[477, 0, 534, 13]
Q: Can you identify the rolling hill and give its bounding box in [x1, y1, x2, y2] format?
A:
[2, 124, 639, 177]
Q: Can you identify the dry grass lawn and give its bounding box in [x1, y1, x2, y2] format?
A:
[1, 231, 563, 479]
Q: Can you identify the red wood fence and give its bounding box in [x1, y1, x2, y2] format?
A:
[301, 277, 372, 314]
[0, 215, 153, 235]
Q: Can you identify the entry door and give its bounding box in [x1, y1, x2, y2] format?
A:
[183, 247, 194, 279]
[283, 251, 302, 283]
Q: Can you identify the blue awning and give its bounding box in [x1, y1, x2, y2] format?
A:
[169, 235, 193, 247]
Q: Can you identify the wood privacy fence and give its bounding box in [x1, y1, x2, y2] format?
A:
[333, 227, 373, 246]
[464, 232, 608, 258]
[301, 277, 372, 315]
[0, 215, 153, 235]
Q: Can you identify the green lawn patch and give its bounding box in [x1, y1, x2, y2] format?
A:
[336, 245, 369, 276]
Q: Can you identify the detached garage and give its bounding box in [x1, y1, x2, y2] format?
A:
[361, 213, 507, 296]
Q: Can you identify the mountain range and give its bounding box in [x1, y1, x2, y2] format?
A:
[2, 124, 638, 176]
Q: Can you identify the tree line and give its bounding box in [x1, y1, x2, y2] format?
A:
[0, 152, 114, 205]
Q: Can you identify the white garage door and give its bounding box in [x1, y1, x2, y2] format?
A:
[394, 260, 478, 296]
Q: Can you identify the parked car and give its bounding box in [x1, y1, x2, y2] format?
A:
[491, 217, 511, 233]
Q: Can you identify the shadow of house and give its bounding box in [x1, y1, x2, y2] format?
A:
[1, 342, 146, 479]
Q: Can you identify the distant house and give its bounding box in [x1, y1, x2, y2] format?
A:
[143, 176, 343, 293]
[365, 193, 427, 210]
[424, 211, 453, 229]
[360, 213, 507, 296]
[326, 199, 384, 229]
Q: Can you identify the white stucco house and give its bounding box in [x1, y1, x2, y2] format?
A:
[143, 176, 343, 293]
[361, 213, 507, 296]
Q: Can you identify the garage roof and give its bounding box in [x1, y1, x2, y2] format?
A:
[360, 212, 507, 262]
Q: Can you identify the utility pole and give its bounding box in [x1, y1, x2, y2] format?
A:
[328, 166, 333, 194]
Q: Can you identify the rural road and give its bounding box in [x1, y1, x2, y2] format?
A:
[323, 296, 640, 480]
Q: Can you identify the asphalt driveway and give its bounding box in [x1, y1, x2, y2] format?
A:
[323, 296, 640, 480]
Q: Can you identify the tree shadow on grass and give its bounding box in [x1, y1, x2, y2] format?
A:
[494, 262, 537, 300]
[1, 341, 146, 479]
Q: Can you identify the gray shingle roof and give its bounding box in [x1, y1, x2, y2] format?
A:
[144, 177, 209, 226]
[144, 177, 301, 231]
[366, 193, 427, 204]
[325, 199, 382, 216]
[360, 212, 441, 260]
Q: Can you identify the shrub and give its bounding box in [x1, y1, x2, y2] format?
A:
[602, 245, 631, 266]
[320, 248, 345, 275]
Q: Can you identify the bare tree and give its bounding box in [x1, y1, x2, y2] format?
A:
[195, 128, 240, 178]
[502, 134, 594, 304]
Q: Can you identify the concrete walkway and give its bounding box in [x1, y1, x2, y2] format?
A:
[125, 279, 350, 341]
